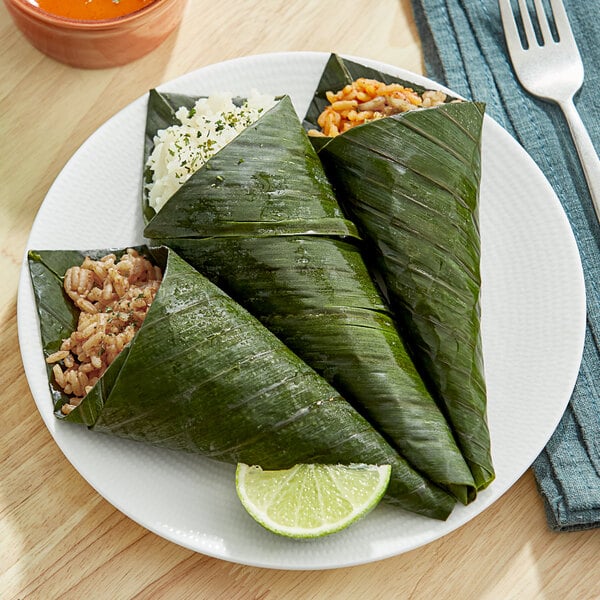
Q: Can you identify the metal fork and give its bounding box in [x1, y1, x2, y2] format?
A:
[499, 0, 600, 224]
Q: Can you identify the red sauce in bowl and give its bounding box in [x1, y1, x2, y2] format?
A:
[29, 0, 157, 20]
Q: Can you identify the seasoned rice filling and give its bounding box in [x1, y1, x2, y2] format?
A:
[46, 249, 162, 415]
[309, 78, 449, 137]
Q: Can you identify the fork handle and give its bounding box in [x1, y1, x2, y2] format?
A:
[559, 98, 600, 226]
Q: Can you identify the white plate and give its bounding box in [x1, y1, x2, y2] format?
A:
[17, 52, 586, 570]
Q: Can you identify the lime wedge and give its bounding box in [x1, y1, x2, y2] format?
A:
[235, 463, 391, 538]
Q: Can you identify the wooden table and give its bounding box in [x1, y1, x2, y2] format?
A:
[2, 1, 599, 598]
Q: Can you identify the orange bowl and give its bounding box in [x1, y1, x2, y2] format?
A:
[3, 0, 187, 69]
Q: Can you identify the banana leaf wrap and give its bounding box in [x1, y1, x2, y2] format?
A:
[143, 92, 359, 239]
[142, 90, 476, 503]
[27, 245, 456, 520]
[304, 54, 494, 491]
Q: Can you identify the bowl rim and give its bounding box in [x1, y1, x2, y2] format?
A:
[5, 0, 179, 29]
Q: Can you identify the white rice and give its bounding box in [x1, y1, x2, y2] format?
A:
[145, 91, 277, 212]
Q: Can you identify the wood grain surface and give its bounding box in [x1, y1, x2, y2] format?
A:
[2, 1, 599, 598]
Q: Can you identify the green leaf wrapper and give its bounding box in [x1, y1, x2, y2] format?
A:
[143, 91, 476, 503]
[304, 54, 494, 491]
[143, 92, 358, 239]
[28, 246, 455, 520]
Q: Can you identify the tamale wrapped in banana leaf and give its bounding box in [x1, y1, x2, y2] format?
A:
[142, 90, 476, 503]
[304, 54, 494, 491]
[28, 245, 455, 520]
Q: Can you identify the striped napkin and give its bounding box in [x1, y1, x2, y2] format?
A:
[410, 0, 600, 531]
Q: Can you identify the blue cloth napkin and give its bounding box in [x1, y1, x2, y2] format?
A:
[410, 0, 600, 531]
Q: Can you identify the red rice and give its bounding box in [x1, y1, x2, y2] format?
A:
[45, 249, 162, 415]
[309, 78, 449, 137]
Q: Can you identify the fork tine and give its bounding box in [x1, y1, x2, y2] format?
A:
[548, 0, 577, 46]
[498, 0, 524, 51]
[532, 0, 554, 44]
[516, 0, 538, 48]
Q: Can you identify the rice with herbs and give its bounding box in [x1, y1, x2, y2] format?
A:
[145, 91, 277, 213]
[309, 78, 449, 138]
[45, 249, 162, 415]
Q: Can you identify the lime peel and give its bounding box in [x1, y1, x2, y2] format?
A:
[235, 463, 392, 539]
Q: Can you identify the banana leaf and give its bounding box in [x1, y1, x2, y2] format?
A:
[140, 90, 476, 503]
[304, 54, 494, 491]
[143, 92, 359, 239]
[27, 245, 456, 520]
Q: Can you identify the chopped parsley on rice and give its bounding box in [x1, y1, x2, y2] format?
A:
[145, 91, 277, 212]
